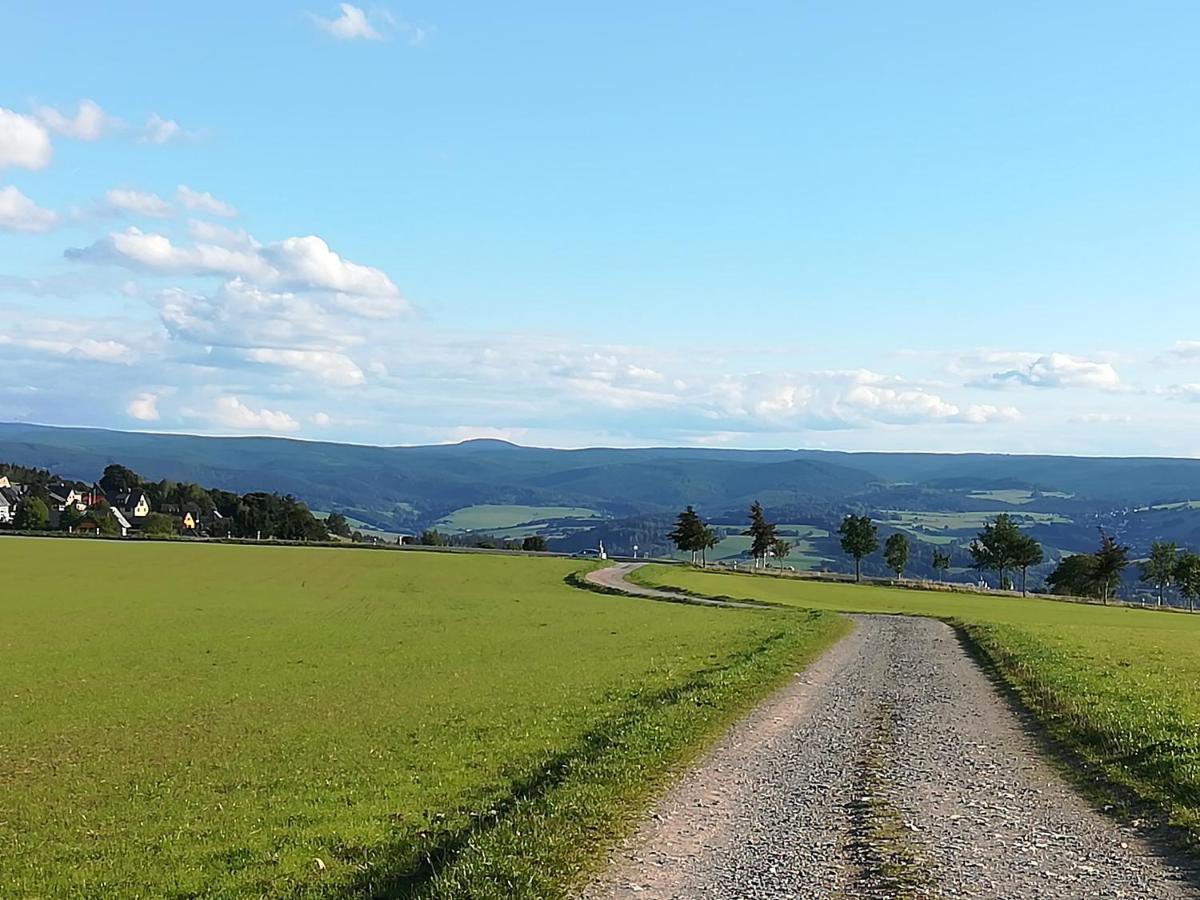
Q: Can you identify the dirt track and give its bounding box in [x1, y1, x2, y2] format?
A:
[581, 566, 1197, 899]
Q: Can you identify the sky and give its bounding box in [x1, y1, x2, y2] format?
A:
[2, 2, 1199, 455]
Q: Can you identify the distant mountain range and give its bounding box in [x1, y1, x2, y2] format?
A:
[3, 422, 1200, 577]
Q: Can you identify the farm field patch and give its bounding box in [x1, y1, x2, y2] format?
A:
[435, 504, 603, 534]
[0, 540, 843, 898]
[633, 564, 1200, 839]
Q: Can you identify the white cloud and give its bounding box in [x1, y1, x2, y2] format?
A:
[177, 185, 237, 217]
[0, 315, 135, 364]
[240, 347, 365, 386]
[208, 395, 300, 432]
[139, 114, 188, 145]
[1163, 384, 1200, 403]
[157, 279, 359, 350]
[310, 3, 385, 40]
[104, 188, 173, 218]
[68, 228, 404, 302]
[126, 392, 160, 421]
[0, 186, 58, 232]
[0, 108, 53, 170]
[1165, 341, 1200, 362]
[35, 99, 113, 141]
[311, 411, 332, 427]
[967, 351, 1121, 391]
[187, 219, 258, 249]
[1069, 412, 1133, 424]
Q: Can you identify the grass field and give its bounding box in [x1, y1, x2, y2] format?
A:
[435, 504, 602, 534]
[633, 564, 1200, 838]
[0, 540, 845, 898]
[880, 509, 1071, 530]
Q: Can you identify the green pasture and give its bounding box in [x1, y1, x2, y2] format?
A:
[435, 504, 602, 534]
[633, 564, 1200, 838]
[880, 509, 1070, 530]
[0, 540, 843, 898]
[671, 534, 830, 570]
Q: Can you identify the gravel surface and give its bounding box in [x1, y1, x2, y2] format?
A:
[580, 567, 1198, 898]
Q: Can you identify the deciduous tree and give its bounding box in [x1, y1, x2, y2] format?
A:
[14, 496, 49, 531]
[884, 532, 909, 579]
[1140, 541, 1178, 607]
[770, 537, 792, 573]
[1175, 551, 1200, 612]
[1093, 529, 1130, 605]
[838, 514, 878, 582]
[931, 548, 952, 582]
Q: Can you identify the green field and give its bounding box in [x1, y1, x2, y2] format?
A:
[880, 509, 1071, 530]
[435, 504, 603, 535]
[671, 533, 831, 570]
[633, 564, 1200, 838]
[0, 540, 844, 898]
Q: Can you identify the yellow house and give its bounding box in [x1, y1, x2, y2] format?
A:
[182, 511, 196, 531]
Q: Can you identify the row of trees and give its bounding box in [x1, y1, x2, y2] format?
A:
[1050, 537, 1200, 609]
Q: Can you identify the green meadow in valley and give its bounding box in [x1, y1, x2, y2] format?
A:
[0, 540, 845, 898]
[635, 564, 1200, 838]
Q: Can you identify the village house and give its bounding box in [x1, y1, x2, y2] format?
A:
[47, 483, 88, 513]
[113, 491, 151, 520]
[0, 485, 20, 523]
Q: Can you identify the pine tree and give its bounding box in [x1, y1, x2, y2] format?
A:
[744, 501, 777, 569]
[668, 505, 707, 564]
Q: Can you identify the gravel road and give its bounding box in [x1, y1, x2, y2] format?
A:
[581, 567, 1198, 899]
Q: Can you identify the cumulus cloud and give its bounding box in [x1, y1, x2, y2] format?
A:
[139, 114, 189, 145]
[104, 188, 173, 218]
[35, 99, 113, 140]
[0, 315, 135, 364]
[240, 347, 365, 386]
[157, 279, 360, 350]
[1164, 341, 1200, 362]
[0, 186, 58, 232]
[67, 227, 404, 302]
[208, 395, 300, 432]
[311, 411, 332, 427]
[0, 107, 53, 170]
[1162, 384, 1200, 403]
[177, 185, 237, 217]
[966, 351, 1121, 391]
[126, 392, 160, 421]
[309, 3, 384, 40]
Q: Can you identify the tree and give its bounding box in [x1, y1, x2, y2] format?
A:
[770, 537, 792, 573]
[931, 549, 952, 582]
[59, 504, 86, 531]
[1047, 553, 1099, 597]
[838, 514, 878, 582]
[14, 496, 49, 530]
[1093, 529, 1130, 604]
[884, 532, 909, 579]
[669, 506, 707, 564]
[1011, 533, 1044, 597]
[141, 513, 175, 536]
[1140, 541, 1178, 607]
[700, 525, 718, 568]
[522, 535, 548, 552]
[968, 514, 1030, 590]
[99, 464, 141, 496]
[418, 528, 446, 547]
[744, 501, 777, 569]
[1175, 551, 1200, 612]
[326, 511, 353, 539]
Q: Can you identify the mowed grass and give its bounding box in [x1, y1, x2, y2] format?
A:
[0, 540, 846, 898]
[634, 564, 1200, 837]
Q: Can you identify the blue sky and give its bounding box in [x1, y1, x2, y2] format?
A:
[2, 2, 1199, 454]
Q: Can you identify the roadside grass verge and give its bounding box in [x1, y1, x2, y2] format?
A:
[0, 540, 846, 897]
[634, 564, 1200, 843]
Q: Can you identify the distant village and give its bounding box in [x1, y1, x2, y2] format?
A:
[0, 462, 330, 541]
